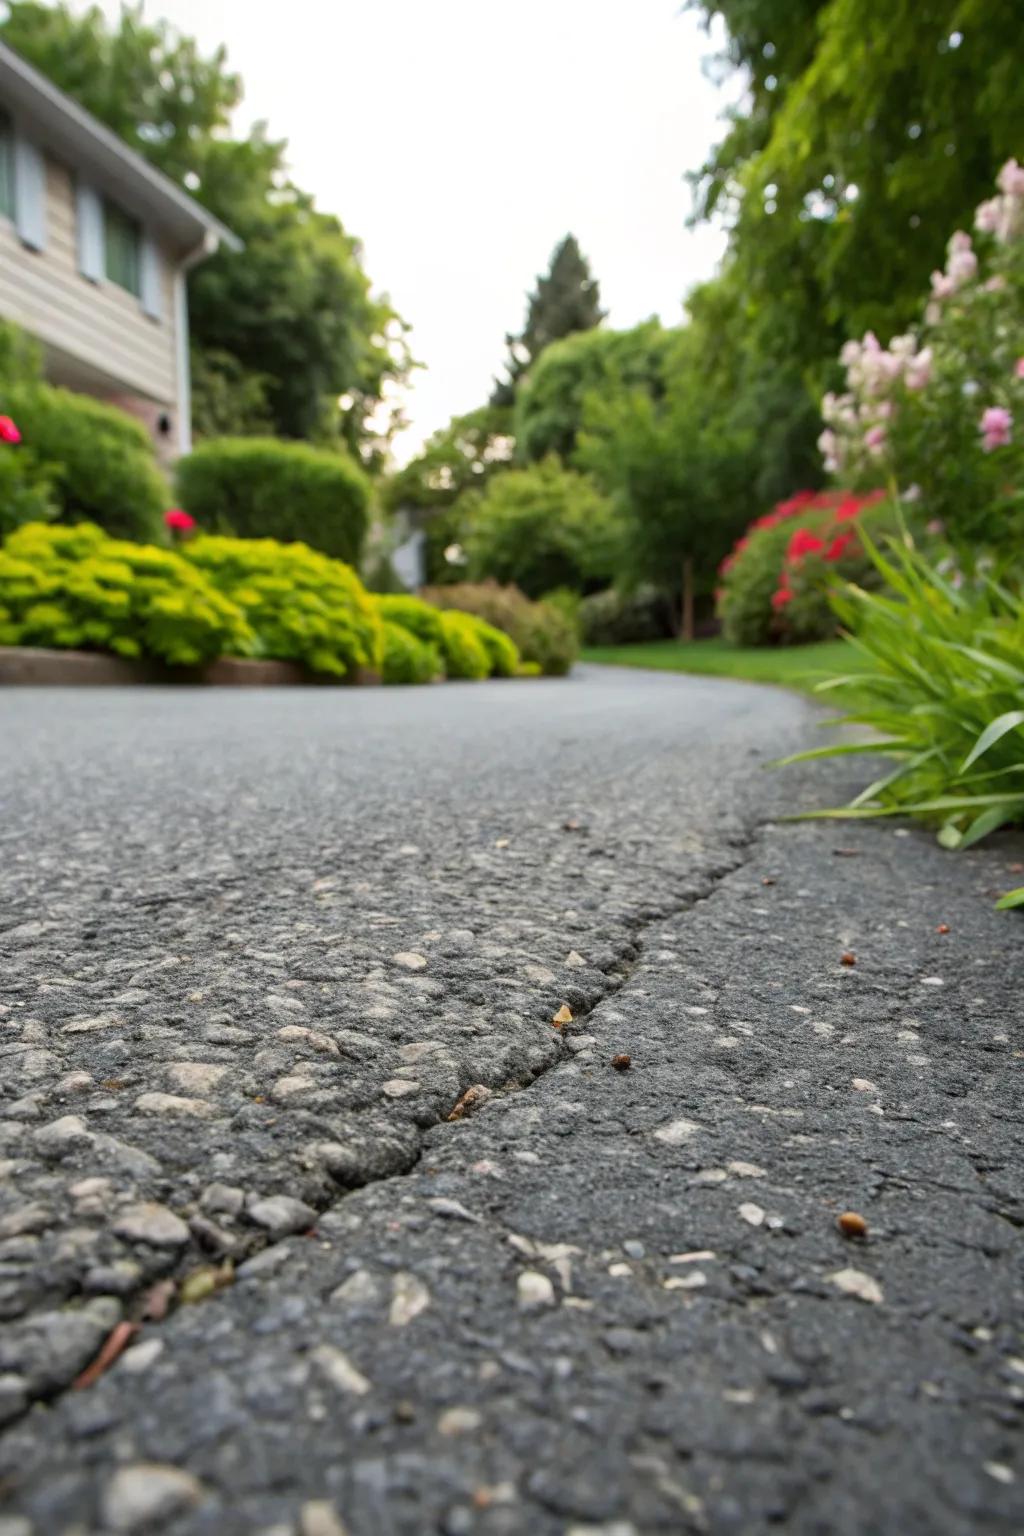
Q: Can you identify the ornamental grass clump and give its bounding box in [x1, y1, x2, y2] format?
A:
[778, 528, 1024, 906]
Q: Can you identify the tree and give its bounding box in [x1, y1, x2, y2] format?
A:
[464, 457, 621, 599]
[578, 330, 756, 639]
[514, 321, 674, 462]
[689, 0, 1024, 359]
[491, 235, 604, 406]
[0, 2, 411, 455]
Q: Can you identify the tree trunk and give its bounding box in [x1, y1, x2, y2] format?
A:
[679, 557, 695, 642]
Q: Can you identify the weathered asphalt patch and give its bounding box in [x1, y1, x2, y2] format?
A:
[0, 673, 1021, 1533]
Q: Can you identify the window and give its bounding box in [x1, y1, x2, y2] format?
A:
[104, 199, 141, 295]
[0, 114, 13, 220]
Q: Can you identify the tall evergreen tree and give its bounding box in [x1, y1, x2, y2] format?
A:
[491, 235, 604, 407]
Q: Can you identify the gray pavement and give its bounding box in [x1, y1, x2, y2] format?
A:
[0, 667, 1021, 1536]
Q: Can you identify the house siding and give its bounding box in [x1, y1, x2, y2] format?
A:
[0, 152, 178, 408]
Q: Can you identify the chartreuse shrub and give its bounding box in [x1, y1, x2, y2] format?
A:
[177, 438, 372, 565]
[184, 536, 382, 677]
[376, 592, 521, 679]
[3, 383, 168, 542]
[420, 581, 576, 676]
[778, 530, 1024, 907]
[0, 522, 251, 664]
[380, 620, 440, 685]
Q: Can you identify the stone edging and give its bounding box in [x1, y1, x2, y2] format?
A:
[0, 647, 382, 687]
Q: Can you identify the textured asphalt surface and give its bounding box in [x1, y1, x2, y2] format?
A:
[0, 667, 1022, 1536]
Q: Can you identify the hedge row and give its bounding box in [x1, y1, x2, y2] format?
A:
[0, 523, 545, 684]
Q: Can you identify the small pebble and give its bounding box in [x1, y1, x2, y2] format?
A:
[610, 1054, 631, 1071]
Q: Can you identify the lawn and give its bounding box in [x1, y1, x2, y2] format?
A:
[580, 637, 869, 693]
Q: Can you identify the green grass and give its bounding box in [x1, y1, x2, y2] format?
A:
[580, 637, 869, 693]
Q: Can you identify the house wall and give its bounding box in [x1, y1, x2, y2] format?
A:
[0, 151, 182, 450]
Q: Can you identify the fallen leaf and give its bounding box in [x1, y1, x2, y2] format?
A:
[447, 1083, 492, 1121]
[552, 1004, 573, 1028]
[72, 1320, 139, 1389]
[840, 951, 856, 967]
[610, 1053, 631, 1071]
[837, 1211, 868, 1238]
[179, 1261, 234, 1305]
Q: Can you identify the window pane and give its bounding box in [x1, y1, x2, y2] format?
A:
[104, 200, 140, 295]
[0, 115, 13, 220]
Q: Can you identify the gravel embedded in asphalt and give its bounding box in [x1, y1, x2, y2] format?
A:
[0, 668, 1021, 1534]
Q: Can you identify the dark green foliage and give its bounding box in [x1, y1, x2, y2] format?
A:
[421, 581, 578, 677]
[380, 619, 440, 685]
[184, 534, 382, 676]
[465, 458, 620, 599]
[176, 438, 372, 564]
[515, 322, 674, 463]
[579, 586, 672, 646]
[5, 382, 168, 541]
[492, 235, 603, 407]
[0, 521, 251, 664]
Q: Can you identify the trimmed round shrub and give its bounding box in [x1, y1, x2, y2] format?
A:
[469, 616, 519, 677]
[5, 382, 169, 541]
[420, 580, 577, 676]
[0, 521, 251, 665]
[376, 594, 446, 650]
[177, 437, 372, 564]
[381, 619, 440, 684]
[438, 610, 489, 679]
[184, 535, 382, 677]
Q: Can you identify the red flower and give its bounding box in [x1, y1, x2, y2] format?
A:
[771, 587, 794, 610]
[164, 508, 196, 531]
[0, 415, 21, 445]
[824, 531, 855, 562]
[786, 528, 826, 563]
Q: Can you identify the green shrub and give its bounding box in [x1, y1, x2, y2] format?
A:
[375, 594, 446, 650]
[177, 437, 372, 564]
[780, 530, 1024, 907]
[380, 619, 440, 684]
[184, 535, 382, 677]
[0, 442, 58, 537]
[469, 615, 520, 677]
[0, 521, 250, 665]
[438, 610, 489, 679]
[5, 383, 168, 542]
[579, 585, 670, 645]
[464, 457, 621, 597]
[420, 580, 577, 676]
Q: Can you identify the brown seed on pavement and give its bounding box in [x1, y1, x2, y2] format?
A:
[552, 1004, 573, 1028]
[447, 1084, 492, 1121]
[611, 1054, 632, 1071]
[840, 951, 856, 966]
[936, 923, 950, 934]
[837, 1211, 868, 1238]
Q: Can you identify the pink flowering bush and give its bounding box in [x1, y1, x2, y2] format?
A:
[819, 160, 1024, 546]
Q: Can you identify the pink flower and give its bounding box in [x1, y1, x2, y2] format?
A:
[947, 247, 977, 286]
[904, 348, 932, 390]
[164, 508, 196, 534]
[0, 415, 21, 444]
[771, 587, 793, 610]
[824, 532, 854, 563]
[975, 197, 1002, 234]
[864, 424, 887, 457]
[997, 158, 1024, 199]
[786, 529, 826, 563]
[930, 270, 956, 301]
[980, 406, 1012, 452]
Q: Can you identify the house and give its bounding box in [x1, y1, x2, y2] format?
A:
[0, 42, 239, 462]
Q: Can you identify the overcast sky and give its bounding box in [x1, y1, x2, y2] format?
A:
[97, 0, 739, 460]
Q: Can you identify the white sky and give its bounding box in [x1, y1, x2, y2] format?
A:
[96, 0, 738, 460]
